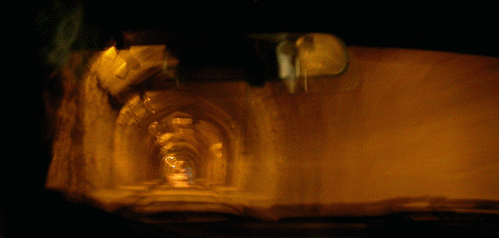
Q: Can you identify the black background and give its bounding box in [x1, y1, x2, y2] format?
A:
[2, 1, 497, 237]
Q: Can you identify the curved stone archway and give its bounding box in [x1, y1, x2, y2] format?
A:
[113, 89, 244, 189]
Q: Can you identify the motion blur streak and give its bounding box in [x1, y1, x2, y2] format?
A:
[45, 44, 499, 219]
[312, 47, 499, 203]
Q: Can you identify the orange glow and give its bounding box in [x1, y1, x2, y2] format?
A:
[46, 42, 499, 219]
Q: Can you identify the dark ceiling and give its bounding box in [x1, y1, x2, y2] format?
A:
[33, 1, 498, 58]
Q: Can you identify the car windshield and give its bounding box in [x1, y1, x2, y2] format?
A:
[41, 32, 499, 223]
[32, 4, 499, 227]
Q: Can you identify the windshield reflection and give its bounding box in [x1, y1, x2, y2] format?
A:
[44, 35, 499, 222]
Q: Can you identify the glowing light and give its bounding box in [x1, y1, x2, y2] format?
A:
[102, 46, 118, 59]
[172, 117, 193, 126]
[148, 121, 167, 137]
[157, 133, 174, 146]
[211, 143, 223, 150]
[143, 97, 155, 114]
[166, 159, 195, 187]
[163, 156, 176, 166]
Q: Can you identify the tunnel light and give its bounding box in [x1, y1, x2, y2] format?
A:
[163, 156, 195, 187]
[157, 133, 174, 146]
[142, 106, 232, 189]
[148, 121, 167, 137]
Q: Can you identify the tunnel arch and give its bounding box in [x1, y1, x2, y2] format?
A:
[112, 89, 244, 188]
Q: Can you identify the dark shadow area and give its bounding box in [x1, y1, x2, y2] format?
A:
[2, 2, 497, 237]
